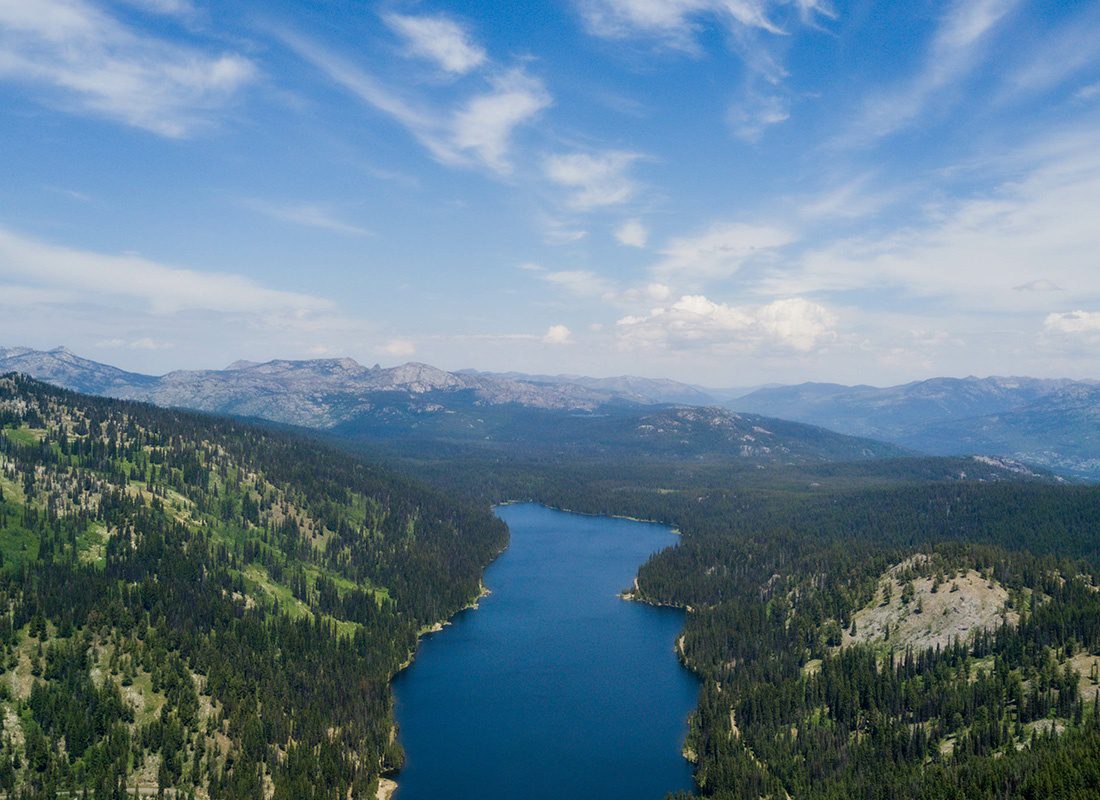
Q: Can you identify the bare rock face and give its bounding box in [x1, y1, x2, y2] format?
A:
[844, 559, 1018, 652]
[0, 348, 623, 428]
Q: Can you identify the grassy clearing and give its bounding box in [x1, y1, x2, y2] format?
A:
[2, 426, 44, 446]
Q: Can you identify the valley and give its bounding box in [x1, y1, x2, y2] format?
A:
[1, 362, 1099, 799]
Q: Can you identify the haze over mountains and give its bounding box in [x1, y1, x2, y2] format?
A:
[1, 346, 1096, 477]
[731, 378, 1100, 479]
[0, 346, 908, 467]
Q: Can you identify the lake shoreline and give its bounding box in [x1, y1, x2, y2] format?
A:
[389, 503, 697, 799]
[494, 499, 682, 536]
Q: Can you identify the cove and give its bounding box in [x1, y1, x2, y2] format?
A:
[391, 503, 698, 800]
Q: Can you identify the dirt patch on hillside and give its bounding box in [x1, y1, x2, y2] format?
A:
[844, 566, 1017, 651]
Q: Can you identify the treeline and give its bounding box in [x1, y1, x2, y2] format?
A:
[402, 451, 1100, 799]
[0, 374, 507, 798]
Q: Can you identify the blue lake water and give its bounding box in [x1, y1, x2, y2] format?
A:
[391, 503, 698, 800]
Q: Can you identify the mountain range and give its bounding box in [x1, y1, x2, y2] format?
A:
[0, 346, 906, 467]
[730, 377, 1100, 478]
[2, 346, 1095, 477]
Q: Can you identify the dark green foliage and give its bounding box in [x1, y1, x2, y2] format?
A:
[0, 374, 506, 798]
[410, 453, 1100, 800]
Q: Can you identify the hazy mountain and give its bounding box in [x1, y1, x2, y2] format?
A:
[0, 346, 157, 395]
[330, 393, 913, 464]
[0, 348, 628, 427]
[462, 369, 716, 405]
[731, 376, 1100, 478]
[2, 346, 913, 467]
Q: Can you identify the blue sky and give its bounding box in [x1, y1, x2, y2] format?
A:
[2, 0, 1099, 386]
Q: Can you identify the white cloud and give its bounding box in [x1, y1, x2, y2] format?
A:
[379, 338, 417, 357]
[617, 282, 672, 304]
[384, 13, 486, 75]
[575, 0, 833, 81]
[449, 69, 551, 173]
[797, 174, 902, 221]
[117, 0, 196, 15]
[1044, 311, 1100, 335]
[842, 0, 1019, 144]
[654, 221, 795, 282]
[1076, 82, 1100, 101]
[615, 218, 649, 248]
[544, 150, 642, 210]
[242, 199, 373, 237]
[617, 295, 836, 352]
[0, 0, 255, 137]
[727, 92, 789, 142]
[278, 30, 430, 130]
[0, 226, 329, 315]
[576, 0, 787, 49]
[281, 35, 549, 174]
[998, 5, 1100, 101]
[760, 128, 1100, 312]
[540, 217, 589, 245]
[543, 324, 573, 344]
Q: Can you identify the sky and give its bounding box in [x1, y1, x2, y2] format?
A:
[1, 0, 1099, 387]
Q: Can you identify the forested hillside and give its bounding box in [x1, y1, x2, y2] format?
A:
[0, 374, 506, 799]
[428, 457, 1100, 799]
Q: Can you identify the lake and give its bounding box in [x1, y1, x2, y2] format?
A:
[391, 502, 698, 800]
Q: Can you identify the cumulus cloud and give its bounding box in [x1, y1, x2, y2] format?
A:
[615, 218, 649, 248]
[543, 324, 573, 344]
[617, 295, 836, 352]
[654, 221, 795, 282]
[384, 13, 486, 75]
[0, 0, 255, 137]
[543, 150, 642, 210]
[1044, 310, 1100, 335]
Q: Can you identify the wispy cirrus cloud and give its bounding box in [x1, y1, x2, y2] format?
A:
[577, 0, 791, 48]
[840, 0, 1020, 145]
[653, 221, 795, 283]
[0, 0, 255, 137]
[575, 0, 834, 83]
[281, 29, 549, 175]
[759, 127, 1100, 312]
[384, 12, 486, 75]
[995, 3, 1100, 102]
[241, 199, 373, 237]
[0, 225, 328, 314]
